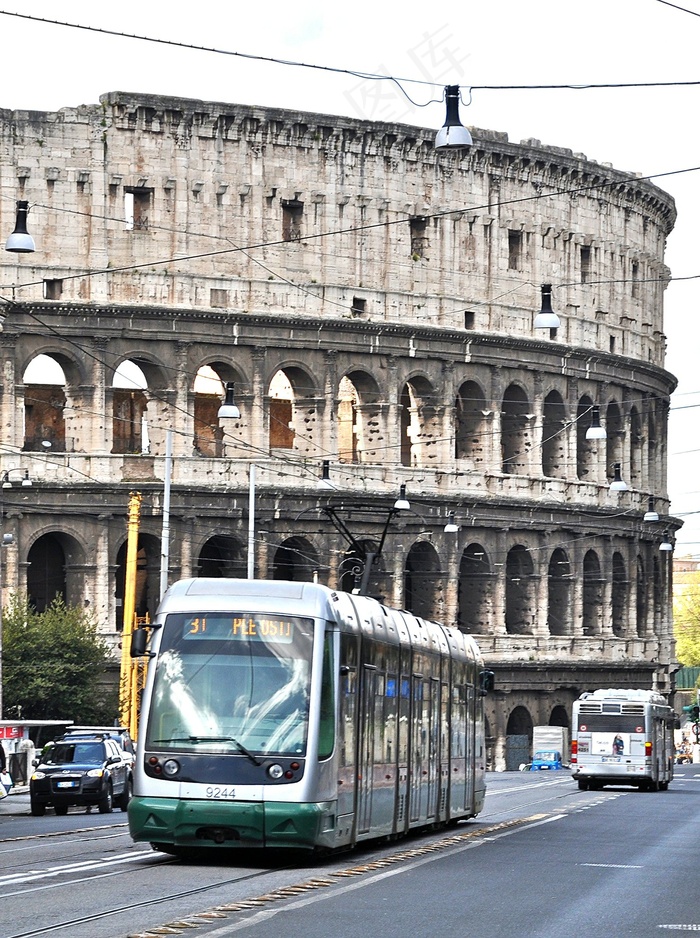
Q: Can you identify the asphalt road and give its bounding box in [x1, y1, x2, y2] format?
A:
[3, 768, 700, 938]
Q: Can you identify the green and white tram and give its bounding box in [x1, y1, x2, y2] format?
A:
[571, 688, 675, 792]
[127, 578, 492, 854]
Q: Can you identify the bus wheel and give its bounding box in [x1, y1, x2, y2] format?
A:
[577, 780, 589, 791]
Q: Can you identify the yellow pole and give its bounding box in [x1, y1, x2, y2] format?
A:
[119, 492, 142, 729]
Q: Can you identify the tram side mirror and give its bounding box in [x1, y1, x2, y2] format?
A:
[130, 627, 149, 658]
[479, 669, 495, 696]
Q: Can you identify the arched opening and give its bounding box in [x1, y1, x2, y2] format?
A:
[27, 535, 67, 612]
[457, 544, 492, 634]
[197, 535, 247, 578]
[23, 354, 67, 452]
[112, 360, 149, 455]
[636, 555, 648, 636]
[192, 365, 225, 457]
[337, 371, 381, 463]
[501, 384, 532, 475]
[612, 552, 627, 637]
[605, 400, 625, 480]
[399, 377, 438, 468]
[576, 395, 599, 481]
[629, 406, 643, 488]
[115, 533, 161, 631]
[505, 545, 535, 635]
[272, 537, 318, 582]
[268, 367, 318, 457]
[542, 390, 567, 478]
[549, 704, 569, 729]
[505, 705, 534, 770]
[455, 380, 488, 468]
[582, 550, 603, 636]
[547, 548, 572, 636]
[404, 540, 441, 619]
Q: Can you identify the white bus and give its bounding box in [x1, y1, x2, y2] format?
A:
[571, 688, 675, 792]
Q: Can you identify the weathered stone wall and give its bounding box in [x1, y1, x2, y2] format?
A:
[0, 91, 679, 765]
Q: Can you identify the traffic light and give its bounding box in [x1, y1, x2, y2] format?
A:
[682, 704, 700, 722]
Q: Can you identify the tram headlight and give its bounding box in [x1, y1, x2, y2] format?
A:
[163, 759, 181, 777]
[267, 763, 284, 780]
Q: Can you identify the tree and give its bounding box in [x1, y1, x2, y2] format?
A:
[1, 594, 118, 723]
[674, 574, 700, 666]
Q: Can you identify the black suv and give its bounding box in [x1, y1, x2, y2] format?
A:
[30, 734, 131, 816]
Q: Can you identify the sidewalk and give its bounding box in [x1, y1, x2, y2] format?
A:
[0, 785, 30, 816]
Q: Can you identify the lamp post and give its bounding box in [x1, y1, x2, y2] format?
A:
[217, 382, 256, 578]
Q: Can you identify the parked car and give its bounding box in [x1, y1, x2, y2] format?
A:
[30, 734, 131, 816]
[62, 726, 136, 768]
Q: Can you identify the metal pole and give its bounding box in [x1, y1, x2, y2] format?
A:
[159, 429, 173, 599]
[247, 464, 256, 579]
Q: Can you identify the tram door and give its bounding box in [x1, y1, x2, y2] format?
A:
[410, 676, 439, 822]
[357, 664, 377, 834]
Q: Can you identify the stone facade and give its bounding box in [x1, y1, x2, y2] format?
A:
[0, 91, 679, 769]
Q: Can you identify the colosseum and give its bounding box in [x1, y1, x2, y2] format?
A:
[0, 90, 679, 768]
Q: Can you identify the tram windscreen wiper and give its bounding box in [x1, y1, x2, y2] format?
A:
[171, 735, 264, 766]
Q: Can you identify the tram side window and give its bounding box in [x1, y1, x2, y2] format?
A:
[340, 670, 356, 769]
[318, 633, 335, 760]
[451, 685, 466, 758]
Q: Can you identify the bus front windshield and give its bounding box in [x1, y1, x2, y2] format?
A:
[145, 612, 314, 757]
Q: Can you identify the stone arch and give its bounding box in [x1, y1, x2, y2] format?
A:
[26, 531, 86, 613]
[404, 539, 441, 619]
[629, 405, 643, 488]
[605, 399, 625, 479]
[505, 545, 535, 635]
[636, 554, 648, 636]
[501, 383, 532, 475]
[191, 364, 225, 457]
[547, 547, 572, 636]
[272, 536, 318, 581]
[197, 534, 247, 578]
[268, 364, 320, 457]
[582, 549, 603, 636]
[457, 543, 492, 634]
[337, 369, 381, 463]
[648, 400, 659, 488]
[542, 389, 567, 478]
[454, 380, 488, 468]
[22, 354, 68, 453]
[399, 374, 439, 468]
[115, 532, 161, 631]
[576, 395, 599, 481]
[505, 705, 534, 770]
[653, 553, 662, 635]
[111, 359, 149, 455]
[612, 551, 627, 637]
[548, 704, 570, 729]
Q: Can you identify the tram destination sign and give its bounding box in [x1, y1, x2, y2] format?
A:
[182, 614, 303, 643]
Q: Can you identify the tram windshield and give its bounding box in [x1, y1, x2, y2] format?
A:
[145, 612, 314, 756]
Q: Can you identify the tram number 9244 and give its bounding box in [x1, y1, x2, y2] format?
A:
[127, 578, 494, 855]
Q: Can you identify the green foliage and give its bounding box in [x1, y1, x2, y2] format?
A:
[674, 577, 700, 666]
[2, 594, 118, 723]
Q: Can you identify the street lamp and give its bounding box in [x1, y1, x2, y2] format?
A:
[4, 200, 36, 254]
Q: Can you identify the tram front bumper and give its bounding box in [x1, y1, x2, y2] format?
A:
[128, 796, 336, 850]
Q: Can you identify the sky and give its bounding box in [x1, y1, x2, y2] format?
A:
[1, 0, 698, 552]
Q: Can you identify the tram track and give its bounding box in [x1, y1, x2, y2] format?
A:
[4, 814, 547, 938]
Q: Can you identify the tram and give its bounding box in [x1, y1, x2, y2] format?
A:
[127, 578, 492, 854]
[571, 688, 675, 791]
